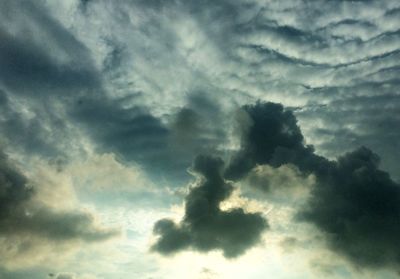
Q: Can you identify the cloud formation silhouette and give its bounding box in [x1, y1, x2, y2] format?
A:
[152, 155, 268, 258]
[229, 101, 400, 269]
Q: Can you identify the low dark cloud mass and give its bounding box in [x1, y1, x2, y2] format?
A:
[0, 150, 117, 257]
[299, 147, 400, 269]
[152, 155, 268, 258]
[225, 102, 328, 180]
[229, 101, 400, 270]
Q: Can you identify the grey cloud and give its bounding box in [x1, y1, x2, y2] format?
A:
[298, 147, 400, 269]
[70, 96, 179, 180]
[0, 0, 191, 182]
[0, 1, 99, 97]
[55, 273, 75, 279]
[53, 0, 400, 183]
[244, 164, 314, 200]
[0, 268, 46, 279]
[0, 0, 102, 162]
[0, 0, 188, 182]
[296, 92, 400, 179]
[0, 150, 117, 261]
[229, 101, 400, 270]
[2, 207, 117, 242]
[0, 90, 72, 159]
[0, 0, 399, 276]
[152, 155, 268, 258]
[0, 0, 229, 185]
[225, 102, 328, 181]
[0, 29, 98, 96]
[0, 151, 33, 219]
[46, 0, 399, 188]
[71, 91, 232, 183]
[169, 93, 228, 161]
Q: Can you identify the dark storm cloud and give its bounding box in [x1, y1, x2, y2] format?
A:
[225, 102, 328, 181]
[229, 101, 400, 270]
[152, 155, 268, 258]
[299, 147, 400, 269]
[0, 150, 117, 243]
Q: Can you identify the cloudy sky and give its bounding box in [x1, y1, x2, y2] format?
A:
[1, 0, 400, 278]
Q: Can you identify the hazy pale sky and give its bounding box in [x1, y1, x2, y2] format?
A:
[1, 0, 400, 278]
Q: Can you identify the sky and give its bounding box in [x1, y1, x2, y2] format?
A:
[0, 0, 400, 278]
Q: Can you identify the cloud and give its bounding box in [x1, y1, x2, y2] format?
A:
[54, 273, 75, 279]
[296, 93, 400, 180]
[244, 164, 315, 200]
[168, 92, 231, 170]
[225, 102, 327, 181]
[0, 0, 102, 162]
[152, 155, 268, 258]
[15, 0, 396, 184]
[70, 90, 236, 183]
[70, 95, 191, 182]
[298, 147, 400, 269]
[229, 101, 400, 270]
[0, 0, 399, 277]
[0, 151, 118, 269]
[0, 0, 99, 96]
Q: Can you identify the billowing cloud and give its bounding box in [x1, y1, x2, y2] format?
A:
[299, 147, 400, 269]
[152, 155, 268, 258]
[229, 101, 400, 270]
[225, 102, 328, 181]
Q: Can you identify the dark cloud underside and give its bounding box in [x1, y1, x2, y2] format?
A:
[152, 155, 268, 258]
[228, 102, 400, 270]
[0, 151, 117, 248]
[225, 102, 329, 180]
